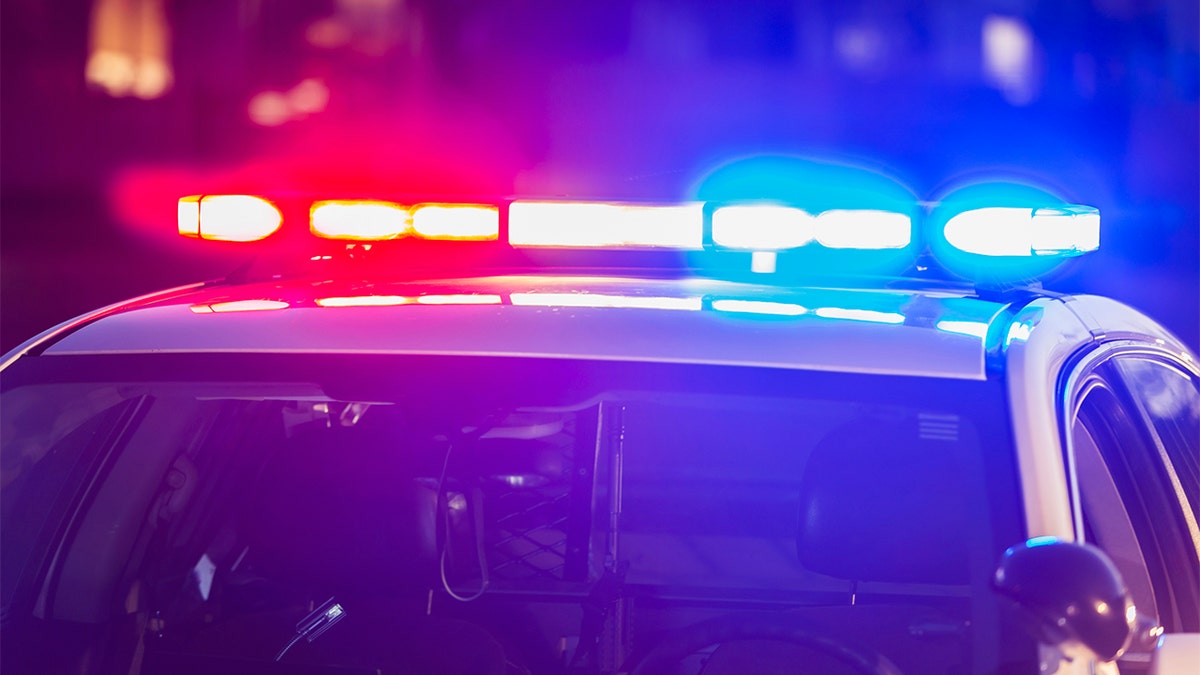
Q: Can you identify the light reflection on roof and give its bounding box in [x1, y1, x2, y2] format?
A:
[45, 275, 1007, 380]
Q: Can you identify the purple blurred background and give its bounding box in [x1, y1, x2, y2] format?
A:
[3, 0, 1197, 352]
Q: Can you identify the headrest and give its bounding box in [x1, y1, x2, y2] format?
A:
[247, 428, 438, 597]
[796, 416, 972, 585]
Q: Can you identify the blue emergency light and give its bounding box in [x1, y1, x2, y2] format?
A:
[924, 182, 1101, 281]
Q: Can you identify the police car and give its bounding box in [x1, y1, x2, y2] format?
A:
[2, 177, 1198, 675]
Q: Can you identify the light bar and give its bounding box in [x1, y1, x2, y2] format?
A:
[944, 205, 1099, 257]
[815, 210, 912, 249]
[179, 195, 283, 242]
[311, 200, 410, 240]
[411, 204, 499, 241]
[711, 205, 814, 250]
[509, 201, 703, 249]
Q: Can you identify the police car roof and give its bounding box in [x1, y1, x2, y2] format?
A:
[38, 274, 1013, 380]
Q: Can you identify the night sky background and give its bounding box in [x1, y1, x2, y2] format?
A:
[2, 0, 1197, 352]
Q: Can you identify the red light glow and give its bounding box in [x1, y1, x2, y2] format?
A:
[315, 296, 411, 307]
[411, 204, 499, 240]
[311, 200, 410, 240]
[178, 196, 200, 237]
[190, 300, 290, 313]
[178, 195, 283, 242]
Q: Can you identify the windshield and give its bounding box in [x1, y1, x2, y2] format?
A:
[2, 353, 1029, 674]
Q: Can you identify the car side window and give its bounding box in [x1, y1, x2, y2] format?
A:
[1111, 358, 1200, 526]
[0, 386, 143, 612]
[1070, 385, 1160, 627]
[1067, 357, 1200, 636]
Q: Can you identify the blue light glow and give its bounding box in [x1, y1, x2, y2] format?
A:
[1005, 322, 1033, 344]
[509, 201, 703, 249]
[1025, 535, 1061, 548]
[944, 206, 1100, 256]
[936, 320, 990, 338]
[711, 205, 815, 249]
[926, 181, 1099, 282]
[1030, 206, 1100, 254]
[815, 210, 912, 249]
[814, 308, 905, 324]
[711, 299, 808, 316]
[693, 156, 917, 215]
[691, 156, 920, 277]
[750, 251, 777, 273]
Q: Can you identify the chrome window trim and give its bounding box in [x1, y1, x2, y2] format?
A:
[1057, 341, 1200, 555]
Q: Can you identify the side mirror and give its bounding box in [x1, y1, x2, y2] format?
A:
[993, 537, 1138, 662]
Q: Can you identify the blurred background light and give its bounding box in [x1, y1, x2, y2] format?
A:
[86, 0, 173, 99]
[835, 24, 886, 74]
[288, 78, 330, 116]
[249, 79, 330, 126]
[2, 0, 1197, 352]
[248, 91, 292, 127]
[982, 15, 1037, 105]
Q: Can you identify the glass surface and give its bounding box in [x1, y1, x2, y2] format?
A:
[1113, 358, 1200, 524]
[1, 353, 1028, 674]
